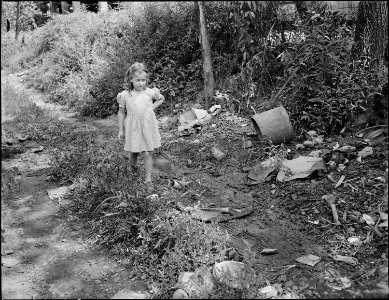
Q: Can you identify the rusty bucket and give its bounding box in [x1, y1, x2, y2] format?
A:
[251, 106, 293, 145]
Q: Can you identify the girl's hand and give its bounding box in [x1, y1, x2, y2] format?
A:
[118, 131, 124, 140]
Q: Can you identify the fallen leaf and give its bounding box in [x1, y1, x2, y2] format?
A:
[295, 254, 321, 266]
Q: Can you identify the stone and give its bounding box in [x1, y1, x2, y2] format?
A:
[2, 257, 20, 268]
[110, 281, 151, 299]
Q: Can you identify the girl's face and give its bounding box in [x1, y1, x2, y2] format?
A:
[130, 71, 147, 91]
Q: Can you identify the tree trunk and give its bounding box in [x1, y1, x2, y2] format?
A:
[354, 1, 388, 69]
[15, 1, 20, 41]
[197, 1, 214, 106]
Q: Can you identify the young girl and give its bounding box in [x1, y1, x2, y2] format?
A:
[117, 62, 165, 193]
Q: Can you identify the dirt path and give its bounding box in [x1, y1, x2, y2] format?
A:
[1, 72, 146, 299]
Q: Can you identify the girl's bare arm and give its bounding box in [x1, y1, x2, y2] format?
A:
[118, 107, 126, 135]
[153, 94, 165, 110]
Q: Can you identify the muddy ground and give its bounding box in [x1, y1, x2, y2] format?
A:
[2, 71, 388, 299]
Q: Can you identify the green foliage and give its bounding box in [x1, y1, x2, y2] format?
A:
[13, 3, 242, 117]
[1, 1, 39, 32]
[277, 11, 386, 134]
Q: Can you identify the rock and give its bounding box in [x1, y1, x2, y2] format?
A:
[172, 289, 189, 299]
[211, 147, 226, 161]
[259, 285, 278, 298]
[110, 281, 151, 299]
[2, 257, 20, 268]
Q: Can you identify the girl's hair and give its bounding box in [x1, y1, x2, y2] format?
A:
[123, 62, 148, 90]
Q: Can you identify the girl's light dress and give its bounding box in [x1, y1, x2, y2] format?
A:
[117, 88, 162, 152]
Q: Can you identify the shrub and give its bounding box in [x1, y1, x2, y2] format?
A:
[267, 11, 386, 134]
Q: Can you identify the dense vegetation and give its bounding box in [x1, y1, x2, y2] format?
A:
[2, 2, 387, 133]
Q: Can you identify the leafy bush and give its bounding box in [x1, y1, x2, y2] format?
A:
[14, 3, 242, 117]
[277, 11, 386, 134]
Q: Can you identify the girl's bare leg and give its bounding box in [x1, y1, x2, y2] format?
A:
[144, 151, 153, 183]
[128, 152, 139, 169]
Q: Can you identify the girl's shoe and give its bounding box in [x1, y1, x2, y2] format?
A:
[145, 181, 154, 194]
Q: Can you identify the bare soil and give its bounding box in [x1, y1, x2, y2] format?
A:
[2, 70, 388, 299]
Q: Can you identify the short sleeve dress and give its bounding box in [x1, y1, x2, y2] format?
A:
[117, 88, 162, 152]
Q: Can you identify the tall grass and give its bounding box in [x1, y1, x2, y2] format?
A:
[1, 77, 34, 117]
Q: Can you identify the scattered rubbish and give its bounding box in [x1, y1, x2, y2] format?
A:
[211, 147, 226, 161]
[243, 140, 253, 149]
[251, 106, 293, 145]
[356, 156, 362, 163]
[338, 145, 356, 152]
[308, 150, 322, 158]
[332, 255, 358, 265]
[172, 267, 215, 298]
[362, 214, 375, 225]
[276, 156, 325, 182]
[295, 144, 305, 150]
[365, 128, 385, 140]
[333, 142, 340, 150]
[213, 261, 253, 289]
[295, 254, 321, 266]
[324, 268, 352, 290]
[178, 108, 211, 132]
[261, 248, 278, 255]
[347, 236, 362, 246]
[335, 175, 345, 188]
[258, 285, 278, 298]
[379, 212, 388, 221]
[357, 147, 373, 158]
[322, 194, 341, 225]
[195, 206, 254, 223]
[247, 157, 278, 185]
[378, 220, 388, 228]
[303, 140, 315, 148]
[305, 131, 324, 145]
[209, 104, 222, 116]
